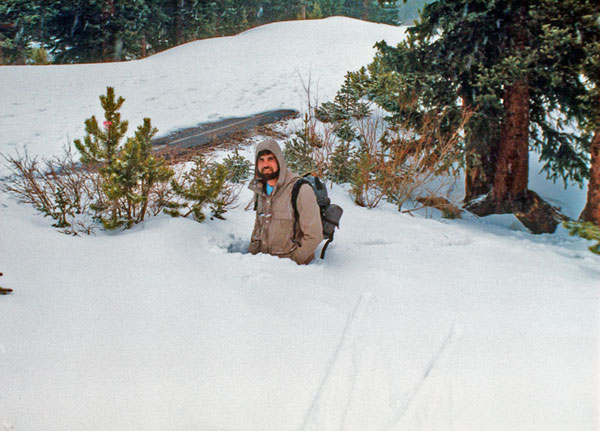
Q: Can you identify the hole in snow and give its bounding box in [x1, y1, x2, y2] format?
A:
[226, 238, 250, 254]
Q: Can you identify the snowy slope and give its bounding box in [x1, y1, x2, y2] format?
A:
[0, 17, 599, 431]
[0, 17, 406, 169]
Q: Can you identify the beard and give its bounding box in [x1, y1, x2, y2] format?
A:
[259, 168, 279, 182]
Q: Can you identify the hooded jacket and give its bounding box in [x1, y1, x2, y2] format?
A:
[248, 139, 323, 264]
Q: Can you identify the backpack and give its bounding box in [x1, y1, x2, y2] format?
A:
[292, 174, 343, 259]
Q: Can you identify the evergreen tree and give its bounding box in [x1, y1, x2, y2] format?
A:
[2, 0, 404, 64]
[339, 0, 399, 25]
[347, 0, 598, 232]
[48, 0, 153, 63]
[74, 87, 173, 229]
[572, 6, 600, 227]
[0, 0, 55, 64]
[222, 149, 252, 184]
[166, 156, 229, 222]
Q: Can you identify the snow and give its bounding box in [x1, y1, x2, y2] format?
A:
[0, 16, 598, 431]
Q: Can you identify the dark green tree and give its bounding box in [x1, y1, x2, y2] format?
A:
[570, 7, 600, 227]
[0, 0, 55, 64]
[346, 0, 598, 232]
[2, 0, 405, 64]
[48, 0, 153, 62]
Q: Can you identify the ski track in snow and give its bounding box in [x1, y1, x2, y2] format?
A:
[301, 290, 374, 431]
[385, 325, 460, 431]
[300, 288, 463, 431]
[0, 17, 598, 431]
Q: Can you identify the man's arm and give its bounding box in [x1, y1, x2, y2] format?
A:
[248, 196, 261, 254]
[291, 184, 323, 264]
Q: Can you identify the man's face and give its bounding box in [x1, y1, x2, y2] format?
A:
[257, 152, 279, 182]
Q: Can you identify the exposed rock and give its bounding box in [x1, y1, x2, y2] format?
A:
[465, 190, 568, 234]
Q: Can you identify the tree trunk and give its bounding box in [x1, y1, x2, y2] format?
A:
[102, 0, 115, 61]
[491, 3, 530, 204]
[492, 77, 530, 202]
[299, 4, 307, 19]
[580, 130, 600, 225]
[464, 138, 498, 202]
[460, 93, 499, 203]
[113, 36, 123, 61]
[14, 27, 26, 65]
[362, 0, 370, 20]
[175, 0, 185, 44]
[140, 35, 147, 58]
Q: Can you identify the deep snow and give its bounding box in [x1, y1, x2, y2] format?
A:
[0, 17, 598, 431]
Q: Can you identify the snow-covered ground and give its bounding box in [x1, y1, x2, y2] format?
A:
[0, 17, 598, 431]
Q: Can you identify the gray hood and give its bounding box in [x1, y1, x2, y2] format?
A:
[249, 139, 297, 193]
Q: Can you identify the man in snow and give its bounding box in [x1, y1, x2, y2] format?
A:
[248, 139, 322, 264]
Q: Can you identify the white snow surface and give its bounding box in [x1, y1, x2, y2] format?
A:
[0, 17, 598, 431]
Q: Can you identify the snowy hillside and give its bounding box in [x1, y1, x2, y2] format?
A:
[0, 17, 598, 431]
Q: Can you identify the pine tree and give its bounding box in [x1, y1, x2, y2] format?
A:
[574, 8, 600, 227]
[223, 149, 252, 184]
[74, 87, 128, 166]
[102, 118, 173, 227]
[74, 87, 173, 229]
[0, 0, 55, 64]
[166, 156, 229, 222]
[347, 0, 598, 232]
[328, 141, 355, 183]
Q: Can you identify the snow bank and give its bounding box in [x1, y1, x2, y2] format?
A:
[0, 17, 598, 431]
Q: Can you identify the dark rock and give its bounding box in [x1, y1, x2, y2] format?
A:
[465, 189, 568, 234]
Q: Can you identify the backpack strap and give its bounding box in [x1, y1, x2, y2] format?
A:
[291, 178, 310, 219]
[292, 178, 331, 260]
[291, 178, 311, 253]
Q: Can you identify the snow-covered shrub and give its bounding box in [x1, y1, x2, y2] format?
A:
[290, 71, 471, 212]
[1, 149, 99, 234]
[2, 87, 246, 233]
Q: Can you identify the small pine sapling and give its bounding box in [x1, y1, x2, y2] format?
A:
[315, 70, 371, 124]
[74, 87, 128, 166]
[51, 186, 76, 228]
[328, 141, 355, 184]
[223, 149, 251, 183]
[284, 136, 318, 175]
[74, 87, 173, 229]
[349, 140, 381, 208]
[166, 156, 229, 222]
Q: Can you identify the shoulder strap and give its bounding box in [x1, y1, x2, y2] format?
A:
[291, 178, 310, 219]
